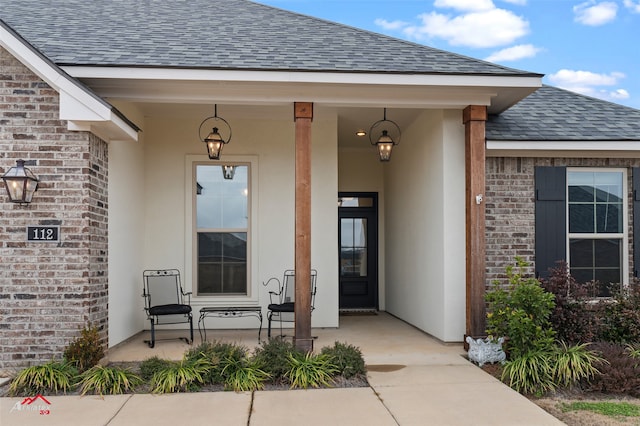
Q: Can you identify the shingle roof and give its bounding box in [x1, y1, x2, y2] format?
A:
[486, 85, 640, 141]
[1, 0, 539, 76]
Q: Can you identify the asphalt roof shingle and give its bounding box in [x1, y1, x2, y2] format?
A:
[1, 0, 539, 76]
[486, 86, 640, 141]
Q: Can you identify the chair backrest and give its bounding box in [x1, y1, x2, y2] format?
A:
[143, 269, 184, 309]
[281, 269, 318, 309]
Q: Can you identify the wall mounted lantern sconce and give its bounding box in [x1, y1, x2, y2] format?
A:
[198, 104, 232, 160]
[369, 108, 401, 162]
[1, 159, 39, 204]
[222, 165, 236, 180]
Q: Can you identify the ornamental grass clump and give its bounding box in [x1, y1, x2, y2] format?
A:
[151, 357, 212, 394]
[9, 360, 78, 396]
[79, 365, 142, 396]
[220, 355, 271, 392]
[552, 342, 602, 388]
[285, 352, 338, 389]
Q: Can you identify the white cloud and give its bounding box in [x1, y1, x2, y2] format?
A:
[573, 1, 618, 26]
[374, 18, 409, 31]
[433, 0, 495, 12]
[485, 44, 542, 62]
[610, 89, 631, 100]
[624, 0, 640, 13]
[501, 0, 527, 5]
[404, 8, 529, 47]
[549, 69, 625, 86]
[548, 69, 629, 102]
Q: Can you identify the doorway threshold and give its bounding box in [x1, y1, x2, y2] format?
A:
[339, 309, 378, 316]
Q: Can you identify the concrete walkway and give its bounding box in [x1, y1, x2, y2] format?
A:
[0, 313, 564, 425]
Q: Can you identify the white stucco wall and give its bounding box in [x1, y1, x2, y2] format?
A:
[108, 103, 146, 347]
[138, 107, 339, 330]
[384, 109, 466, 342]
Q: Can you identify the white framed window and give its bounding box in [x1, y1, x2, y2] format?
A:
[185, 156, 259, 302]
[566, 168, 628, 296]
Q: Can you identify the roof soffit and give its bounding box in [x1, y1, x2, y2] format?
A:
[64, 67, 542, 113]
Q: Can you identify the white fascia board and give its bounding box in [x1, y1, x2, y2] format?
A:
[64, 66, 543, 89]
[0, 25, 138, 142]
[487, 140, 640, 158]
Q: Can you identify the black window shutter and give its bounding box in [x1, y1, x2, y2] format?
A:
[633, 168, 640, 277]
[535, 166, 567, 278]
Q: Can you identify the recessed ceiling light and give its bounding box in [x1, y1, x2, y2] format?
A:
[355, 130, 367, 137]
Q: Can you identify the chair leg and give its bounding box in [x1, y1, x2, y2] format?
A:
[148, 319, 155, 348]
[189, 315, 194, 344]
[267, 312, 273, 338]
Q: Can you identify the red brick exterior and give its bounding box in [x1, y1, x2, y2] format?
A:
[486, 156, 639, 287]
[0, 47, 108, 368]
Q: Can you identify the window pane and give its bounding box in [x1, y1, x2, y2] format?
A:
[196, 165, 248, 229]
[594, 239, 621, 267]
[568, 185, 594, 203]
[339, 197, 374, 207]
[197, 232, 247, 294]
[569, 238, 621, 297]
[340, 218, 368, 277]
[569, 204, 594, 233]
[568, 170, 623, 236]
[596, 204, 622, 233]
[569, 239, 593, 267]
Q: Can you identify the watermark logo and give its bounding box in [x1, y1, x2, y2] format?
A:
[10, 394, 51, 415]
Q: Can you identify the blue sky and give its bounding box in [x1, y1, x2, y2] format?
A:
[258, 0, 640, 110]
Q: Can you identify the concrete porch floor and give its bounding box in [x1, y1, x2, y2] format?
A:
[105, 311, 463, 365]
[2, 312, 563, 425]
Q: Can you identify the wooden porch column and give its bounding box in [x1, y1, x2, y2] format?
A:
[463, 105, 487, 339]
[294, 102, 313, 352]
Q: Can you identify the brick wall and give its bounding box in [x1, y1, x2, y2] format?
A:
[486, 156, 640, 288]
[0, 47, 108, 369]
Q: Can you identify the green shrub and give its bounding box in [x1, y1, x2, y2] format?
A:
[552, 342, 602, 388]
[320, 342, 366, 379]
[253, 338, 303, 382]
[63, 323, 105, 373]
[285, 352, 338, 389]
[139, 356, 175, 381]
[151, 357, 212, 394]
[79, 365, 142, 396]
[220, 356, 271, 391]
[9, 360, 78, 396]
[486, 257, 556, 357]
[501, 349, 556, 396]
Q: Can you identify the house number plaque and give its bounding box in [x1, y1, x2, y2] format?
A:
[27, 226, 60, 242]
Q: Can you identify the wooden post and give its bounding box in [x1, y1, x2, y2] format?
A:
[463, 105, 487, 340]
[294, 102, 313, 352]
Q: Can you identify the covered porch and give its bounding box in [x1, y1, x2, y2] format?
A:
[105, 312, 462, 364]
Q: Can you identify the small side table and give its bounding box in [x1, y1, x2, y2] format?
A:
[198, 306, 263, 342]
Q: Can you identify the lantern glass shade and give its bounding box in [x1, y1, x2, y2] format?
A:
[222, 165, 236, 180]
[205, 127, 224, 159]
[2, 159, 39, 203]
[369, 109, 401, 162]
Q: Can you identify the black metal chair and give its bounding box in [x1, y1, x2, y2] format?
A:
[265, 269, 317, 338]
[142, 269, 193, 348]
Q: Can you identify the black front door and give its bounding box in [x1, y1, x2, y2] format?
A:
[338, 193, 378, 310]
